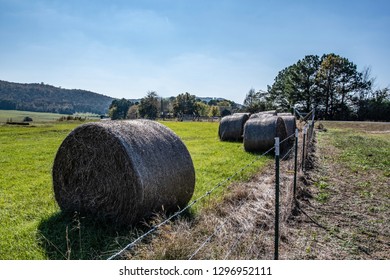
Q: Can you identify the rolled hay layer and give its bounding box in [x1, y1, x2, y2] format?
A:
[243, 116, 287, 153]
[249, 110, 277, 119]
[52, 120, 195, 225]
[278, 115, 296, 137]
[277, 112, 293, 116]
[218, 113, 250, 141]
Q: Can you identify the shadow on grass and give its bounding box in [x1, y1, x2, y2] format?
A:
[37, 209, 195, 260]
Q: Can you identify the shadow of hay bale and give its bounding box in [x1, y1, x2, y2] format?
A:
[37, 208, 196, 260]
[37, 211, 129, 260]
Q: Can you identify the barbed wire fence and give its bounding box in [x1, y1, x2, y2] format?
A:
[107, 109, 316, 260]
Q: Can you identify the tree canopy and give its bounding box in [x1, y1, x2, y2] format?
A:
[138, 91, 159, 119]
[109, 98, 134, 120]
[263, 53, 388, 120]
[173, 92, 197, 115]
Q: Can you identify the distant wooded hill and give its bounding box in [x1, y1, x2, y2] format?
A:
[0, 80, 114, 115]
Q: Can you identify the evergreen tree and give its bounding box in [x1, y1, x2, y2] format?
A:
[267, 53, 372, 119]
[138, 91, 159, 119]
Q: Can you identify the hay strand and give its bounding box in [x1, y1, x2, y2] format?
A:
[52, 120, 195, 225]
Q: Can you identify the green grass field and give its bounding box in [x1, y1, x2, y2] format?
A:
[319, 121, 390, 176]
[0, 109, 100, 123]
[0, 115, 269, 259]
[0, 110, 68, 123]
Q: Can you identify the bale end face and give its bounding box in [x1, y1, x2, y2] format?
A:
[243, 116, 287, 153]
[218, 113, 249, 142]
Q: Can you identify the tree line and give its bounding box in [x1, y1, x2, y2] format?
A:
[109, 92, 240, 120]
[244, 53, 389, 121]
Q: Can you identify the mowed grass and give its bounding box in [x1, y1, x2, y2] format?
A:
[161, 121, 270, 204]
[0, 109, 100, 123]
[0, 110, 68, 123]
[319, 121, 390, 176]
[0, 122, 80, 259]
[0, 118, 269, 259]
[298, 121, 390, 259]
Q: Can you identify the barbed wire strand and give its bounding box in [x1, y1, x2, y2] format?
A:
[281, 145, 295, 161]
[279, 132, 296, 145]
[188, 219, 230, 260]
[223, 230, 247, 260]
[245, 229, 262, 258]
[189, 151, 278, 261]
[188, 196, 250, 260]
[107, 145, 276, 260]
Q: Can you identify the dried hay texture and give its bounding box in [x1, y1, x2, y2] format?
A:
[277, 115, 297, 137]
[277, 112, 293, 116]
[249, 110, 277, 119]
[243, 116, 287, 153]
[52, 120, 195, 225]
[218, 113, 250, 141]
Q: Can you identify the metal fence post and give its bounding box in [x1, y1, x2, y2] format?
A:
[274, 137, 280, 260]
[293, 128, 299, 198]
[302, 125, 307, 171]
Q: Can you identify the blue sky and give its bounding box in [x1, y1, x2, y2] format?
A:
[0, 0, 389, 104]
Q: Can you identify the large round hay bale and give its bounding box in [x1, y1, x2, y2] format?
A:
[249, 110, 277, 119]
[243, 116, 287, 153]
[218, 113, 250, 141]
[52, 120, 195, 225]
[278, 115, 296, 137]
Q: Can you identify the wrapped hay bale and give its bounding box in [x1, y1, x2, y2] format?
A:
[249, 110, 277, 119]
[218, 113, 250, 141]
[52, 120, 195, 225]
[243, 116, 287, 153]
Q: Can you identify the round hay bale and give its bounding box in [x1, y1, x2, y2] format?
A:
[243, 116, 287, 153]
[52, 120, 195, 225]
[218, 113, 250, 141]
[249, 110, 277, 119]
[278, 115, 296, 137]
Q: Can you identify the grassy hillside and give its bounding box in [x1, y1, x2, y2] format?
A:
[0, 80, 113, 114]
[0, 119, 269, 259]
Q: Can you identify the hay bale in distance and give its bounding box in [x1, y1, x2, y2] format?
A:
[52, 120, 195, 225]
[243, 116, 287, 153]
[218, 113, 250, 141]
